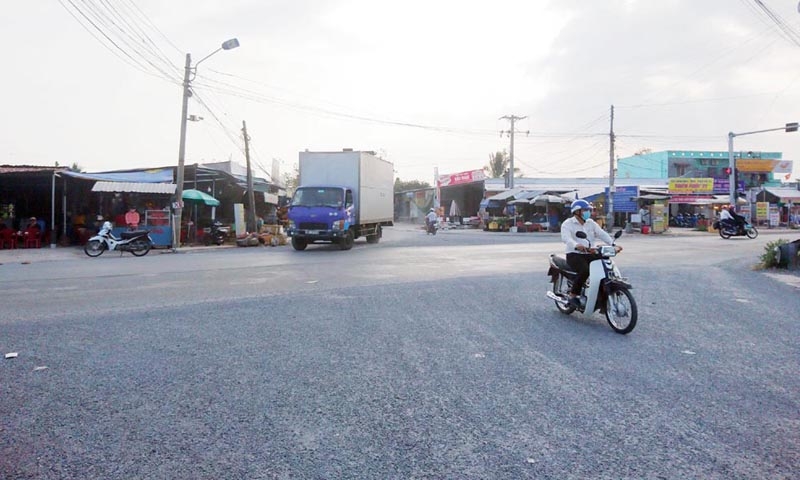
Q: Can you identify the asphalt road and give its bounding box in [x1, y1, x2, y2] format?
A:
[1, 226, 798, 479]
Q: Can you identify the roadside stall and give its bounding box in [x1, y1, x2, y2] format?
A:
[91, 181, 176, 247]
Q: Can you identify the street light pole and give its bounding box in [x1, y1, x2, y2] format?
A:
[726, 122, 798, 206]
[173, 38, 239, 250]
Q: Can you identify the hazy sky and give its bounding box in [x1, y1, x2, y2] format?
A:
[2, 0, 800, 183]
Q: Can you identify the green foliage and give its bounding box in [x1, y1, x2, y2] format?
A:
[394, 178, 430, 192]
[485, 151, 508, 178]
[760, 238, 789, 268]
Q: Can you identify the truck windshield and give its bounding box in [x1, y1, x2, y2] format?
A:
[291, 188, 344, 208]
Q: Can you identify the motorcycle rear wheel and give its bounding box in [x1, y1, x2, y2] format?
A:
[84, 240, 105, 257]
[746, 227, 758, 239]
[130, 240, 152, 257]
[553, 275, 576, 314]
[719, 228, 732, 239]
[605, 287, 637, 334]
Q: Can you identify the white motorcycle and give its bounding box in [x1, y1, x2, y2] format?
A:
[545, 230, 638, 334]
[84, 221, 153, 258]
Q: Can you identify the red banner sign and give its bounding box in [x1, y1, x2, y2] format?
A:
[437, 169, 486, 187]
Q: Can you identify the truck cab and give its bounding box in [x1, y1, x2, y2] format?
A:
[287, 186, 356, 250]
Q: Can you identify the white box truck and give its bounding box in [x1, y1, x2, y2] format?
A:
[287, 150, 394, 250]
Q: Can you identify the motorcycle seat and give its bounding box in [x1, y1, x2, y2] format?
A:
[120, 230, 149, 239]
[550, 255, 577, 275]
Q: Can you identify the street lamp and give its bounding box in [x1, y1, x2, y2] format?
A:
[174, 38, 240, 250]
[726, 122, 798, 206]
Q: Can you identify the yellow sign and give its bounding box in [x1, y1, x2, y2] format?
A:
[668, 178, 714, 194]
[756, 202, 769, 220]
[735, 159, 793, 173]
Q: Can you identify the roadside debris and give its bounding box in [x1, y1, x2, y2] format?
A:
[4, 352, 19, 359]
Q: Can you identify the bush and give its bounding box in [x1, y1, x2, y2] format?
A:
[760, 239, 789, 268]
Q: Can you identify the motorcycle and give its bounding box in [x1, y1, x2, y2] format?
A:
[545, 230, 638, 334]
[203, 220, 229, 246]
[84, 221, 153, 257]
[712, 220, 758, 239]
[425, 218, 438, 235]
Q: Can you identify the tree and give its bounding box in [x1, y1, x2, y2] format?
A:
[281, 163, 300, 193]
[394, 178, 430, 192]
[55, 161, 83, 172]
[484, 151, 522, 178]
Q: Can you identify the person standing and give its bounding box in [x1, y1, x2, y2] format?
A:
[561, 199, 620, 308]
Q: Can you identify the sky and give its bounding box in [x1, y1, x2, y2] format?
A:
[2, 0, 800, 184]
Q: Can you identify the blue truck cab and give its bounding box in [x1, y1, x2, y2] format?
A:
[287, 186, 355, 249]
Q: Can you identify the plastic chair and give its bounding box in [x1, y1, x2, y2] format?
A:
[23, 228, 41, 248]
[0, 230, 16, 249]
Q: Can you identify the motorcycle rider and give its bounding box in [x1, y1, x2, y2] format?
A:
[719, 205, 735, 231]
[425, 208, 437, 232]
[728, 205, 746, 233]
[561, 199, 621, 308]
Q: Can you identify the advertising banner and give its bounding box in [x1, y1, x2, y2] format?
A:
[669, 178, 714, 194]
[756, 202, 769, 220]
[437, 169, 486, 187]
[736, 159, 793, 173]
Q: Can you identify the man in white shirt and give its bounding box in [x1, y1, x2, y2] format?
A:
[561, 199, 620, 308]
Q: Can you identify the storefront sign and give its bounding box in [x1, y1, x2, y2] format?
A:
[437, 169, 486, 187]
[713, 178, 745, 194]
[669, 195, 713, 203]
[756, 202, 769, 220]
[669, 178, 714, 194]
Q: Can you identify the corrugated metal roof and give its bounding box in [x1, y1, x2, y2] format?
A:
[764, 187, 800, 201]
[91, 181, 176, 194]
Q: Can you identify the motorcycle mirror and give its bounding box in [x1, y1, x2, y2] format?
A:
[614, 230, 623, 239]
[575, 231, 587, 239]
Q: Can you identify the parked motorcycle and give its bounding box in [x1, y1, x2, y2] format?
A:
[712, 220, 758, 239]
[84, 221, 153, 257]
[545, 230, 638, 334]
[203, 220, 229, 246]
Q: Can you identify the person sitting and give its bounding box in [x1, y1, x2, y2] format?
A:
[124, 207, 140, 230]
[728, 205, 746, 233]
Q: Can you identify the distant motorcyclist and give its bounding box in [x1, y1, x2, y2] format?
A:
[561, 199, 621, 308]
[729, 205, 746, 232]
[425, 208, 438, 233]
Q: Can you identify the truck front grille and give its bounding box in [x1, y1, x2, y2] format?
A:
[299, 222, 328, 230]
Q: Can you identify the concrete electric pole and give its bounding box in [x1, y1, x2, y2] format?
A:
[607, 105, 616, 231]
[242, 120, 257, 233]
[499, 115, 529, 189]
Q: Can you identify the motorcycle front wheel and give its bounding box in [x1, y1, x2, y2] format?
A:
[719, 228, 732, 240]
[130, 240, 152, 257]
[746, 226, 758, 239]
[553, 274, 575, 315]
[605, 287, 637, 334]
[84, 240, 106, 257]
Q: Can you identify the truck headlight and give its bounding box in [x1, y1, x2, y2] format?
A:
[288, 220, 296, 230]
[331, 220, 344, 231]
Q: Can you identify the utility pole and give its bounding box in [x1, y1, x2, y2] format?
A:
[242, 120, 257, 233]
[173, 53, 192, 250]
[499, 115, 529, 189]
[606, 105, 616, 231]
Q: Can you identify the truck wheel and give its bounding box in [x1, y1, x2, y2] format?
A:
[366, 226, 381, 244]
[291, 237, 307, 251]
[339, 230, 354, 250]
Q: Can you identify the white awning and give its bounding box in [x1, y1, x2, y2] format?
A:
[764, 187, 800, 202]
[92, 181, 176, 194]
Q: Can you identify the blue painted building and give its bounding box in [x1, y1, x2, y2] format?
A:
[617, 150, 783, 189]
